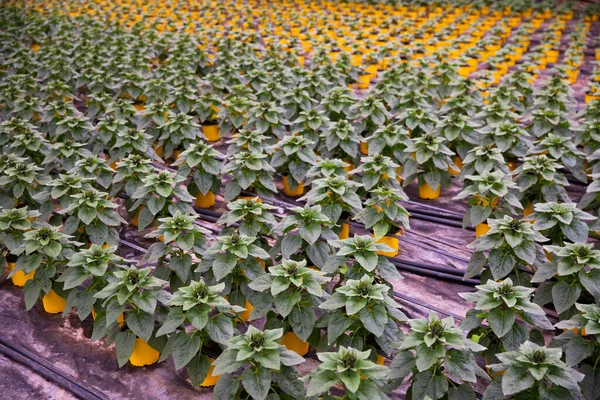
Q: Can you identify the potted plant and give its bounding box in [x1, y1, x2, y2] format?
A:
[465, 215, 548, 284]
[454, 170, 522, 237]
[351, 154, 401, 191]
[402, 133, 455, 200]
[484, 341, 583, 399]
[388, 312, 486, 400]
[216, 198, 277, 238]
[0, 207, 40, 286]
[12, 224, 78, 313]
[249, 259, 328, 356]
[59, 188, 125, 247]
[195, 92, 222, 142]
[270, 134, 317, 197]
[94, 265, 167, 367]
[353, 186, 410, 257]
[143, 211, 211, 288]
[529, 202, 595, 245]
[58, 244, 128, 321]
[514, 155, 571, 214]
[226, 128, 271, 156]
[319, 119, 362, 168]
[319, 274, 405, 361]
[530, 133, 587, 182]
[533, 241, 600, 316]
[111, 154, 153, 198]
[211, 327, 305, 400]
[305, 346, 389, 398]
[197, 233, 271, 321]
[157, 280, 241, 387]
[69, 151, 115, 189]
[130, 168, 195, 230]
[173, 141, 224, 208]
[459, 278, 551, 372]
[222, 151, 277, 201]
[300, 174, 363, 238]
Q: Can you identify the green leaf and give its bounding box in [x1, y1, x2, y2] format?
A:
[488, 308, 516, 338]
[242, 365, 271, 400]
[339, 369, 361, 393]
[552, 280, 582, 314]
[444, 349, 476, 383]
[502, 366, 536, 396]
[213, 252, 237, 281]
[281, 234, 302, 259]
[254, 348, 280, 370]
[327, 311, 353, 345]
[359, 303, 388, 337]
[206, 314, 233, 344]
[172, 332, 201, 370]
[187, 353, 210, 387]
[156, 308, 185, 337]
[307, 370, 338, 397]
[275, 365, 305, 397]
[487, 248, 516, 280]
[115, 331, 136, 368]
[274, 292, 301, 317]
[415, 343, 445, 372]
[126, 310, 154, 342]
[470, 205, 492, 227]
[580, 364, 600, 400]
[289, 306, 315, 342]
[411, 370, 448, 400]
[389, 350, 416, 380]
[447, 384, 476, 400]
[213, 373, 240, 400]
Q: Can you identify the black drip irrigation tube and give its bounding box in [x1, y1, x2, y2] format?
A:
[0, 337, 106, 400]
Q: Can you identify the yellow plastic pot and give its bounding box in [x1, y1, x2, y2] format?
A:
[523, 203, 533, 217]
[338, 223, 350, 239]
[357, 74, 371, 89]
[374, 235, 399, 257]
[131, 206, 145, 227]
[343, 162, 354, 174]
[7, 262, 35, 287]
[448, 156, 462, 176]
[200, 358, 221, 387]
[418, 182, 440, 200]
[91, 309, 125, 327]
[129, 338, 160, 367]
[153, 143, 163, 157]
[42, 289, 67, 314]
[376, 354, 385, 365]
[360, 140, 368, 155]
[202, 124, 220, 142]
[194, 191, 215, 208]
[282, 176, 304, 197]
[280, 332, 309, 356]
[507, 162, 517, 171]
[475, 223, 490, 237]
[134, 103, 145, 112]
[238, 300, 254, 321]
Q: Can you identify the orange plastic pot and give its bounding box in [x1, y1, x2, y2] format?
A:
[200, 358, 221, 387]
[42, 289, 67, 314]
[7, 262, 35, 287]
[282, 176, 304, 197]
[343, 162, 354, 174]
[360, 141, 369, 155]
[523, 203, 533, 217]
[194, 191, 215, 208]
[374, 235, 399, 257]
[418, 182, 440, 200]
[475, 223, 490, 237]
[202, 124, 220, 142]
[376, 354, 385, 365]
[338, 223, 350, 239]
[129, 338, 160, 366]
[280, 332, 309, 356]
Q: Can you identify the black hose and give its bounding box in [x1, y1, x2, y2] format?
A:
[0, 337, 106, 400]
